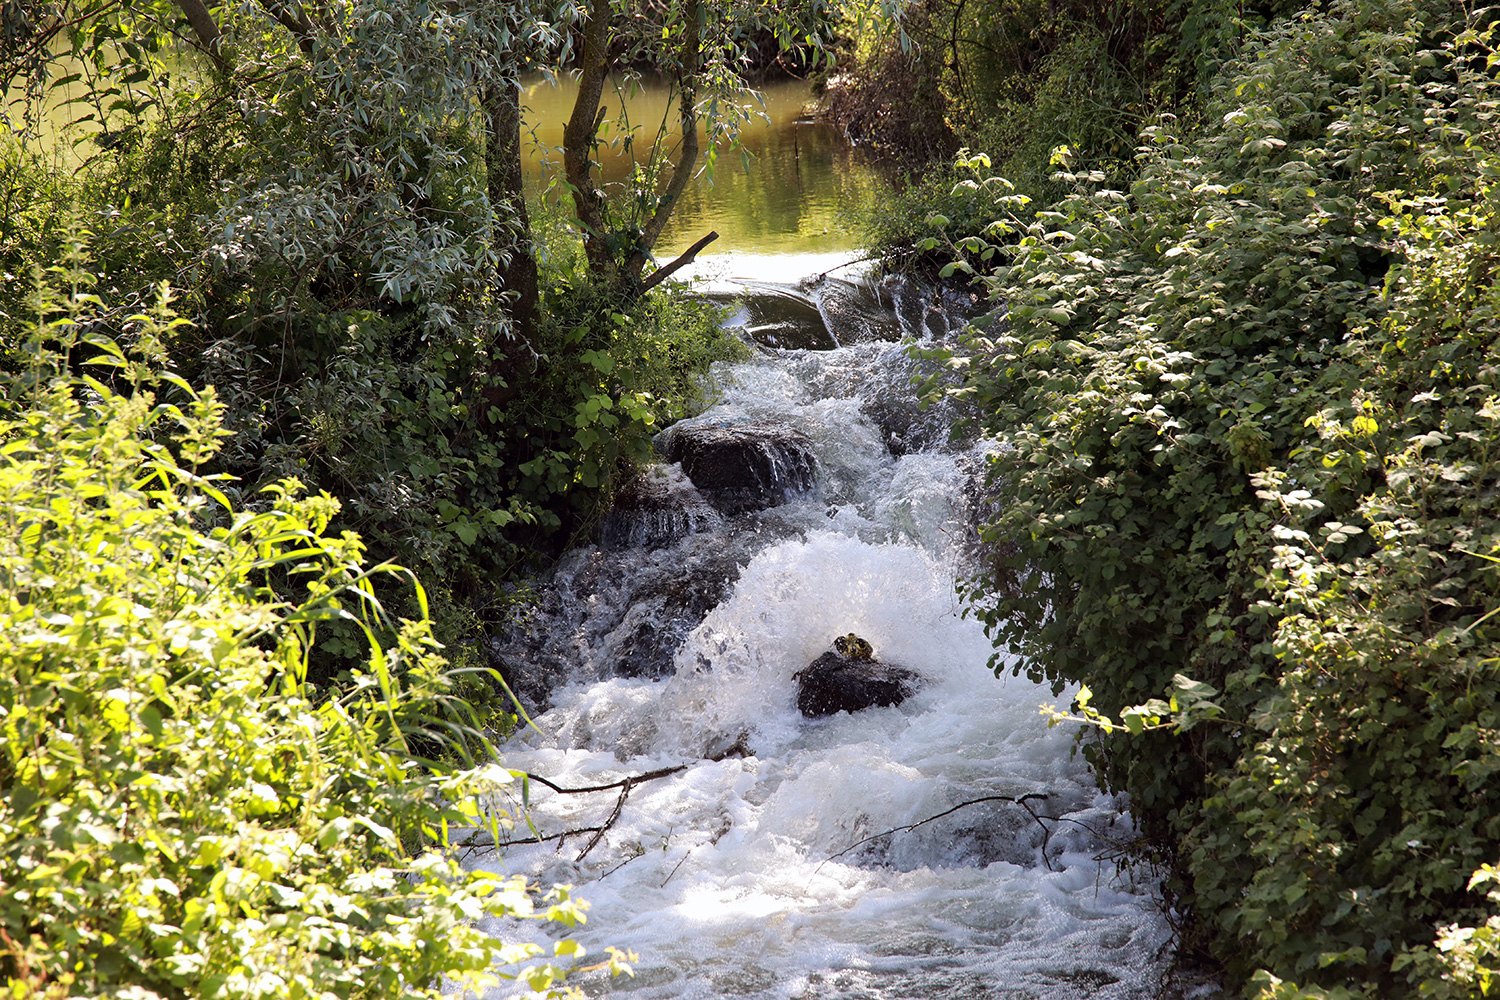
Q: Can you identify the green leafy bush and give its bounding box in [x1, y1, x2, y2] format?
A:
[841, 0, 1286, 261]
[925, 0, 1500, 993]
[1, 4, 748, 680]
[0, 272, 629, 998]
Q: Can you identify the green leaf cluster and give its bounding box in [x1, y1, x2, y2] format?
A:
[925, 1, 1500, 993]
[0, 273, 629, 998]
[844, 0, 1294, 261]
[1, 0, 749, 680]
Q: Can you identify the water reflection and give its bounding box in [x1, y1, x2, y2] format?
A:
[522, 75, 878, 256]
[6, 65, 879, 258]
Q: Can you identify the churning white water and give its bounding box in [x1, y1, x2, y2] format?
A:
[465, 255, 1171, 999]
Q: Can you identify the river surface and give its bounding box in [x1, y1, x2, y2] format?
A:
[463, 79, 1173, 998]
[521, 74, 883, 256]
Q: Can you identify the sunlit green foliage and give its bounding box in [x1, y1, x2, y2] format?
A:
[0, 266, 631, 998]
[923, 0, 1500, 993]
[1, 0, 753, 679]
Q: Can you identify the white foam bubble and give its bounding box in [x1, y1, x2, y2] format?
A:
[463, 328, 1170, 1000]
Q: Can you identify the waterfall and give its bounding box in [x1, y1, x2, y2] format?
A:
[466, 253, 1171, 1000]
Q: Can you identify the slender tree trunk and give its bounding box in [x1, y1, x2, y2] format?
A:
[266, 0, 316, 54]
[624, 0, 701, 285]
[562, 0, 707, 297]
[478, 76, 538, 410]
[485, 77, 538, 346]
[173, 0, 230, 73]
[562, 0, 616, 281]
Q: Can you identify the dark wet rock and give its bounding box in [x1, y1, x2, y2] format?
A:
[487, 524, 799, 704]
[658, 421, 818, 514]
[864, 395, 949, 458]
[796, 651, 919, 717]
[883, 273, 991, 342]
[600, 557, 740, 679]
[707, 283, 836, 351]
[601, 464, 723, 550]
[803, 274, 902, 346]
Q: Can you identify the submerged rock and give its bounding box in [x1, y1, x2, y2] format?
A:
[805, 273, 902, 346]
[796, 650, 919, 718]
[708, 282, 836, 351]
[658, 421, 818, 514]
[601, 464, 722, 550]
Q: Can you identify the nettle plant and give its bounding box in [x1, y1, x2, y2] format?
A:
[0, 272, 631, 997]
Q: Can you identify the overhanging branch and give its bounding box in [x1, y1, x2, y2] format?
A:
[638, 230, 718, 293]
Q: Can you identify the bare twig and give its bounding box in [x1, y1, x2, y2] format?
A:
[575, 781, 634, 861]
[454, 825, 604, 852]
[818, 792, 1051, 873]
[814, 253, 885, 280]
[455, 733, 753, 858]
[660, 849, 693, 888]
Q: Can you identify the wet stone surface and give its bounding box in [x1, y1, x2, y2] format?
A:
[795, 651, 920, 717]
[657, 421, 819, 514]
[601, 464, 723, 550]
[488, 523, 798, 701]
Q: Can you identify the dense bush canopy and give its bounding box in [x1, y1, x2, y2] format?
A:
[0, 270, 627, 998]
[921, 0, 1500, 994]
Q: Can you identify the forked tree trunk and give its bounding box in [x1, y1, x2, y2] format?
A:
[562, 0, 616, 282]
[623, 0, 701, 285]
[563, 0, 707, 297]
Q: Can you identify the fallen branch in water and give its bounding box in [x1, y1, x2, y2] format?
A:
[454, 733, 753, 858]
[818, 792, 1055, 873]
[659, 848, 693, 888]
[813, 252, 884, 281]
[456, 825, 606, 854]
[521, 763, 692, 797]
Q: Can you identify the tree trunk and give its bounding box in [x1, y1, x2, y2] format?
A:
[562, 0, 616, 282]
[624, 0, 701, 285]
[173, 0, 230, 73]
[485, 77, 538, 346]
[480, 76, 538, 408]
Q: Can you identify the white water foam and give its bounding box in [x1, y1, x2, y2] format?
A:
[468, 531, 1169, 999]
[464, 309, 1170, 1000]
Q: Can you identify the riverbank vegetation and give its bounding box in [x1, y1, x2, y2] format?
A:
[0, 0, 813, 993]
[1, 0, 780, 680]
[883, 0, 1500, 995]
[0, 281, 628, 997]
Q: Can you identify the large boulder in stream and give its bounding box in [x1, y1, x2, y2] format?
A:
[601, 464, 723, 550]
[796, 649, 920, 718]
[658, 421, 818, 514]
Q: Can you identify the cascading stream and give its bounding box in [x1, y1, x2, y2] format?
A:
[467, 254, 1171, 1000]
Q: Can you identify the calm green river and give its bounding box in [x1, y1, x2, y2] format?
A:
[521, 74, 881, 257]
[9, 69, 878, 257]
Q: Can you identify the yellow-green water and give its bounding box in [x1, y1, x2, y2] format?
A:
[520, 75, 880, 257]
[6, 65, 878, 258]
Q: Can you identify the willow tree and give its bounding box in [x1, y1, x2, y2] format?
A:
[2, 0, 562, 340]
[0, 0, 591, 604]
[0, 0, 842, 608]
[560, 0, 839, 296]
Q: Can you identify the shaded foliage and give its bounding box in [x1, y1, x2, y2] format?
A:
[921, 0, 1500, 994]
